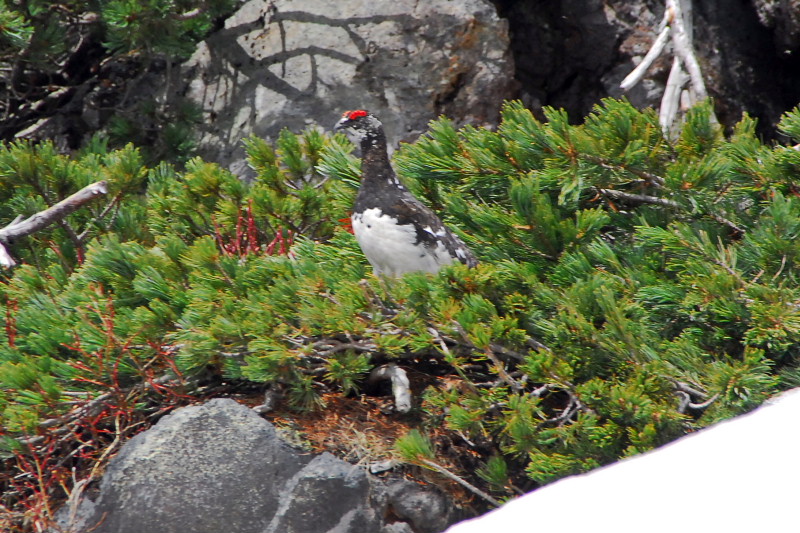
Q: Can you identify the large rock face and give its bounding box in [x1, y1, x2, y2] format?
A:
[182, 0, 515, 176]
[56, 398, 459, 533]
[8, 0, 800, 155]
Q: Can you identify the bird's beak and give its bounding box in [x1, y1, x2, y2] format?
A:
[333, 118, 347, 132]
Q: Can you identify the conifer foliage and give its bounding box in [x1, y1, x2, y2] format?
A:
[3, 99, 800, 525]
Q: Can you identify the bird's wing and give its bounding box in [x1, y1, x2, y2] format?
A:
[393, 194, 478, 267]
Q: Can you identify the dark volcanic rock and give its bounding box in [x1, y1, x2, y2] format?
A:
[54, 398, 459, 533]
[263, 453, 382, 532]
[385, 479, 456, 533]
[57, 398, 310, 533]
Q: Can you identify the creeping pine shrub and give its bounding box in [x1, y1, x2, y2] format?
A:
[2, 100, 800, 521]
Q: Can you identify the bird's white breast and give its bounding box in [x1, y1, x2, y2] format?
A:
[352, 208, 455, 276]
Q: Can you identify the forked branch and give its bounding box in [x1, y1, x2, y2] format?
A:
[620, 0, 718, 137]
[0, 180, 108, 268]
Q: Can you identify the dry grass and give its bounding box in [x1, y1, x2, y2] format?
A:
[268, 393, 414, 465]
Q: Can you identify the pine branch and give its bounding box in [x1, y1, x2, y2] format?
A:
[484, 346, 523, 392]
[428, 327, 483, 395]
[705, 212, 746, 236]
[58, 218, 83, 253]
[581, 154, 666, 187]
[597, 188, 679, 208]
[77, 192, 124, 242]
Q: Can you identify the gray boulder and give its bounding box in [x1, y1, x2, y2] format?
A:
[263, 453, 382, 532]
[181, 0, 515, 176]
[55, 398, 459, 533]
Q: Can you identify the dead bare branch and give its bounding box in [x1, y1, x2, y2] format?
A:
[312, 338, 377, 357]
[0, 180, 108, 268]
[418, 457, 502, 507]
[620, 20, 671, 91]
[620, 0, 718, 137]
[667, 0, 709, 102]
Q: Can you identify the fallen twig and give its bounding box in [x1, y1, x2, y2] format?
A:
[418, 457, 502, 507]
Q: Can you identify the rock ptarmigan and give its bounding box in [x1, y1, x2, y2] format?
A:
[334, 110, 478, 277]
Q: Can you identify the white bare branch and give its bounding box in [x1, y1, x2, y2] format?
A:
[619, 0, 718, 137]
[598, 188, 680, 208]
[667, 0, 709, 102]
[0, 180, 108, 268]
[0, 244, 16, 268]
[660, 56, 688, 138]
[620, 25, 671, 92]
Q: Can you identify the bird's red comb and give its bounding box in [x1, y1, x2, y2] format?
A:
[343, 109, 368, 120]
